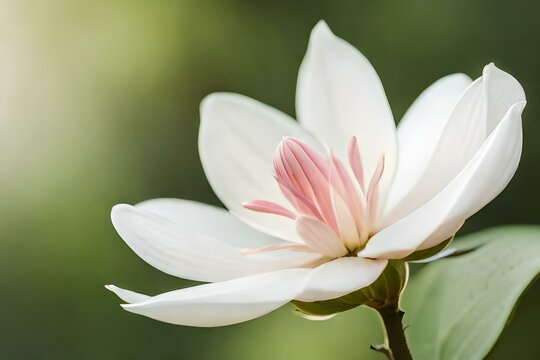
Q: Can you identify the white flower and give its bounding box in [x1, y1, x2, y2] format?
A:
[106, 21, 526, 327]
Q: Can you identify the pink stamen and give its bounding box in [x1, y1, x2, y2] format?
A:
[274, 175, 323, 220]
[366, 154, 385, 226]
[242, 136, 386, 257]
[273, 138, 339, 233]
[286, 137, 329, 177]
[242, 200, 296, 219]
[348, 136, 366, 193]
[280, 143, 317, 200]
[329, 153, 366, 230]
[286, 140, 339, 233]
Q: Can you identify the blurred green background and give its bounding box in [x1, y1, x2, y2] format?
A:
[1, 0, 538, 359]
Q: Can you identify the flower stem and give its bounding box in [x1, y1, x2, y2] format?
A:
[374, 305, 413, 360]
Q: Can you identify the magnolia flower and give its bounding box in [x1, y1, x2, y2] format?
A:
[106, 21, 526, 327]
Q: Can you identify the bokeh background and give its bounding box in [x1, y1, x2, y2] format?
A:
[1, 0, 539, 359]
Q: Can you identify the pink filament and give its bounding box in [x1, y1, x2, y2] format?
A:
[242, 200, 296, 219]
[348, 136, 366, 193]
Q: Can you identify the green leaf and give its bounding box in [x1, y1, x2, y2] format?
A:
[402, 226, 540, 360]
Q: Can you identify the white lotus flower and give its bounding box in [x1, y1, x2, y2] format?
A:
[106, 21, 526, 327]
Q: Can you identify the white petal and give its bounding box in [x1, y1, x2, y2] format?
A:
[199, 93, 325, 242]
[483, 64, 526, 133]
[295, 215, 348, 258]
[108, 258, 388, 326]
[383, 74, 472, 217]
[361, 101, 525, 259]
[296, 21, 397, 199]
[136, 198, 272, 249]
[105, 284, 150, 303]
[107, 269, 312, 327]
[380, 65, 525, 227]
[111, 200, 321, 282]
[297, 257, 388, 302]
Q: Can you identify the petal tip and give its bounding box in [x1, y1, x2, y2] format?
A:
[485, 61, 495, 68]
[311, 20, 334, 43]
[200, 92, 230, 114]
[313, 19, 330, 31]
[482, 62, 520, 86]
[111, 203, 132, 222]
[200, 92, 256, 120]
[104, 284, 125, 299]
[480, 62, 526, 108]
[483, 62, 498, 75]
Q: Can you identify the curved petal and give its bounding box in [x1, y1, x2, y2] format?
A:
[107, 268, 312, 327]
[107, 258, 388, 326]
[361, 101, 525, 259]
[296, 21, 397, 204]
[105, 285, 150, 303]
[297, 257, 388, 302]
[380, 65, 525, 228]
[199, 93, 325, 242]
[111, 200, 322, 282]
[383, 74, 472, 217]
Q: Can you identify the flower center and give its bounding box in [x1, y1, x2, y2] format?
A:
[242, 136, 385, 258]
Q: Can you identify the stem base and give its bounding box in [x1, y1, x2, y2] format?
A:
[374, 306, 412, 360]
